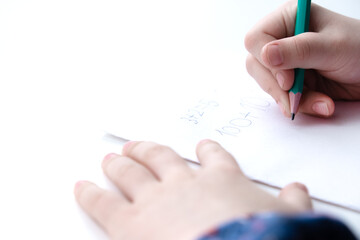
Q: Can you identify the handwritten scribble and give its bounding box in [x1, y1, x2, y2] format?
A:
[216, 98, 270, 137]
[180, 99, 219, 125]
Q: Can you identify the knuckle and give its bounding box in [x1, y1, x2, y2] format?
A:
[115, 162, 136, 179]
[245, 54, 256, 75]
[262, 84, 274, 96]
[207, 161, 240, 176]
[92, 194, 119, 225]
[332, 34, 347, 57]
[91, 191, 110, 210]
[142, 144, 169, 160]
[80, 187, 113, 214]
[244, 30, 256, 52]
[77, 184, 95, 206]
[217, 163, 240, 174]
[292, 36, 311, 61]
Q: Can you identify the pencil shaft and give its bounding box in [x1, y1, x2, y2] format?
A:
[289, 0, 311, 120]
[294, 0, 311, 35]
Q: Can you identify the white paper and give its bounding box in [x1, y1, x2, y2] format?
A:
[107, 83, 360, 212]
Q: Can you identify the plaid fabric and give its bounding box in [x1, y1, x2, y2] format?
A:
[198, 212, 357, 240]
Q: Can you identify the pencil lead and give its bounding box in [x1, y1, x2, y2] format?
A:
[291, 113, 295, 121]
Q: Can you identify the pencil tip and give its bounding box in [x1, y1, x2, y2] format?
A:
[291, 113, 295, 121]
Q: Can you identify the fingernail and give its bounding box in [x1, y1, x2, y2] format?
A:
[267, 44, 283, 66]
[293, 182, 309, 194]
[312, 102, 330, 116]
[276, 72, 285, 89]
[122, 141, 137, 154]
[74, 180, 87, 192]
[103, 153, 117, 165]
[198, 139, 213, 146]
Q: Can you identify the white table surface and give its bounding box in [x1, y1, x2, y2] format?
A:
[1, 0, 359, 239]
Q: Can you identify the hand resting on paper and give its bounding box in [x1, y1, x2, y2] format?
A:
[245, 0, 360, 118]
[74, 140, 313, 240]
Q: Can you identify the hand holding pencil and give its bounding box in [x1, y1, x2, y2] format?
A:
[245, 0, 360, 118]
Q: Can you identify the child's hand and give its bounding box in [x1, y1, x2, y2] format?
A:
[245, 0, 360, 118]
[74, 140, 311, 240]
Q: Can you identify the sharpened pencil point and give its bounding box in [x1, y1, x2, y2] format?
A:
[291, 113, 295, 121]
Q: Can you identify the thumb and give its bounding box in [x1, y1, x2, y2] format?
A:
[261, 32, 335, 70]
[278, 182, 313, 212]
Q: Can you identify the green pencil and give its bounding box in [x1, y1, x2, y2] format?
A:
[289, 0, 311, 120]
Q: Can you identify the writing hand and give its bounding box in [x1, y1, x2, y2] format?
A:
[245, 0, 360, 118]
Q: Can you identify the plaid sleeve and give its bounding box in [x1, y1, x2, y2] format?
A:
[198, 212, 357, 240]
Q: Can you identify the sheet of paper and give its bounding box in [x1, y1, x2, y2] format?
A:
[106, 81, 360, 212]
[101, 0, 360, 213]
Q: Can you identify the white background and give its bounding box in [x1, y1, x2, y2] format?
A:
[1, 0, 360, 239]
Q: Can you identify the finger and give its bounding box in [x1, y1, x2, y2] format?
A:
[245, 1, 297, 64]
[278, 182, 312, 211]
[74, 181, 129, 231]
[304, 70, 359, 101]
[196, 139, 241, 171]
[246, 54, 291, 118]
[102, 153, 158, 201]
[261, 32, 337, 71]
[274, 69, 295, 91]
[122, 141, 192, 180]
[298, 90, 335, 117]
